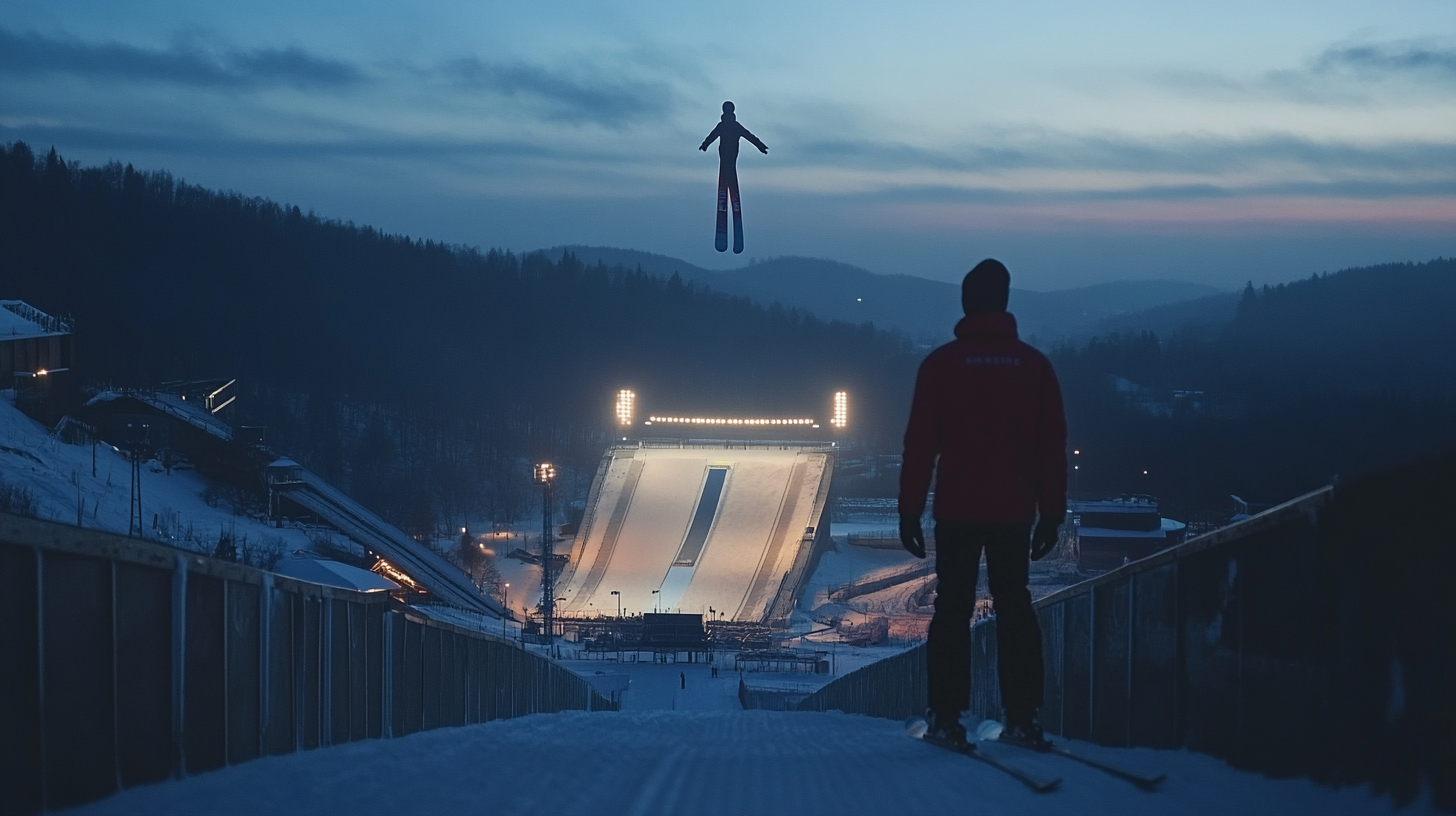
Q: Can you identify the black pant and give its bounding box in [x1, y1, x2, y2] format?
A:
[927, 521, 1043, 719]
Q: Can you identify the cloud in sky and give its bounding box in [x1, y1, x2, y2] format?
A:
[1, 1, 1453, 287]
[786, 131, 1456, 178]
[0, 27, 367, 91]
[1159, 38, 1456, 108]
[1313, 41, 1456, 82]
[439, 57, 677, 127]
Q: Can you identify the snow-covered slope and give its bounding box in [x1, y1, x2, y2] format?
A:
[560, 447, 829, 622]
[67, 709, 1420, 816]
[0, 391, 311, 561]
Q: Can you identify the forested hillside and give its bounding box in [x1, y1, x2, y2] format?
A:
[0, 142, 917, 531]
[3, 141, 1452, 529]
[551, 245, 1225, 345]
[1050, 259, 1456, 521]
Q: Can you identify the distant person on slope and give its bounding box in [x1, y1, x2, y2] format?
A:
[898, 258, 1068, 749]
[699, 100, 767, 255]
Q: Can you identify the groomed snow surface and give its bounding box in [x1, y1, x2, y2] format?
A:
[69, 706, 1426, 816]
[69, 652, 1432, 816]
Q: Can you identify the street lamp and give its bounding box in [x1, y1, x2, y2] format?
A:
[534, 462, 557, 650]
[611, 590, 620, 618]
[1072, 449, 1081, 497]
[555, 597, 567, 656]
[652, 589, 660, 613]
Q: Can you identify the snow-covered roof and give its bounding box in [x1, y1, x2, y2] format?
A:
[1071, 499, 1159, 514]
[0, 305, 44, 337]
[1078, 518, 1186, 539]
[274, 556, 398, 592]
[0, 300, 70, 338]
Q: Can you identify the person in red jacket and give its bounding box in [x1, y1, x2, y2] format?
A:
[899, 258, 1067, 749]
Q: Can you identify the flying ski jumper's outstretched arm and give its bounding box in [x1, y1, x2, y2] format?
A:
[699, 123, 724, 151]
[740, 125, 768, 154]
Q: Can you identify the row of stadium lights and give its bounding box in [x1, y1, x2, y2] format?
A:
[614, 389, 848, 429]
[648, 417, 814, 426]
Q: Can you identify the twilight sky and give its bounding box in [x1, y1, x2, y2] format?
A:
[3, 1, 1454, 290]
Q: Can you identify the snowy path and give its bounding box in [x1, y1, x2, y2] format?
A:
[70, 709, 1419, 816]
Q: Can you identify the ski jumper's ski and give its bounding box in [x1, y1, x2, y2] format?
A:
[906, 717, 1061, 793]
[976, 719, 1163, 791]
[996, 738, 1165, 790]
[731, 191, 744, 254]
[715, 174, 729, 252]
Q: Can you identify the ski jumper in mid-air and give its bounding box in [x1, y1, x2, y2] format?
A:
[700, 101, 768, 253]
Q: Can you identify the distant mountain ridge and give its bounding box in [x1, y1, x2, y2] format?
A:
[1080, 292, 1241, 343]
[546, 245, 1227, 346]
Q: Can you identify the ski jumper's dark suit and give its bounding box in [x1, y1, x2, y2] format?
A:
[700, 108, 767, 252]
[899, 299, 1067, 723]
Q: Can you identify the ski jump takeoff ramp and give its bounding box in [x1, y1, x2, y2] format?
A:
[559, 445, 833, 625]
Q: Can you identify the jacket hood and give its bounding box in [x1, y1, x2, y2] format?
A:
[954, 311, 1018, 340]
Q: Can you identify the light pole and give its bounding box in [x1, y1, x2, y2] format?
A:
[652, 589, 660, 613]
[503, 582, 510, 637]
[1073, 449, 1081, 497]
[611, 590, 620, 618]
[707, 606, 716, 668]
[534, 462, 557, 650]
[556, 597, 567, 658]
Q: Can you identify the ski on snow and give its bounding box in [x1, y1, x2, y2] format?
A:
[976, 722, 1165, 790]
[905, 717, 1061, 793]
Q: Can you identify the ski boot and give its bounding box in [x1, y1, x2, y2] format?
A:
[999, 711, 1053, 752]
[925, 709, 968, 747]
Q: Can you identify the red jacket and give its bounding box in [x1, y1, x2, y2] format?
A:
[898, 312, 1067, 524]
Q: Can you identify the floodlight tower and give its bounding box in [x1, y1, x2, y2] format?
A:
[830, 391, 849, 431]
[615, 389, 636, 438]
[534, 462, 557, 649]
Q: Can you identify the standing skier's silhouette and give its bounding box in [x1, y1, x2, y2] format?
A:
[700, 101, 767, 253]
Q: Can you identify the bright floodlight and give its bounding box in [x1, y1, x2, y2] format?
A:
[533, 462, 556, 484]
[615, 389, 635, 426]
[831, 391, 848, 429]
[646, 415, 814, 426]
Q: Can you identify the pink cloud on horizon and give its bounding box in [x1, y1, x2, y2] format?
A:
[874, 195, 1456, 236]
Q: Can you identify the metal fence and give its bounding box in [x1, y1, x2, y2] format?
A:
[0, 513, 613, 815]
[798, 455, 1456, 811]
[796, 644, 926, 720]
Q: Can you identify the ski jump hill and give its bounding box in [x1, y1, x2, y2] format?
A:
[558, 443, 834, 626]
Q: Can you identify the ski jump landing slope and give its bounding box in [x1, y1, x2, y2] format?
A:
[559, 445, 833, 624]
